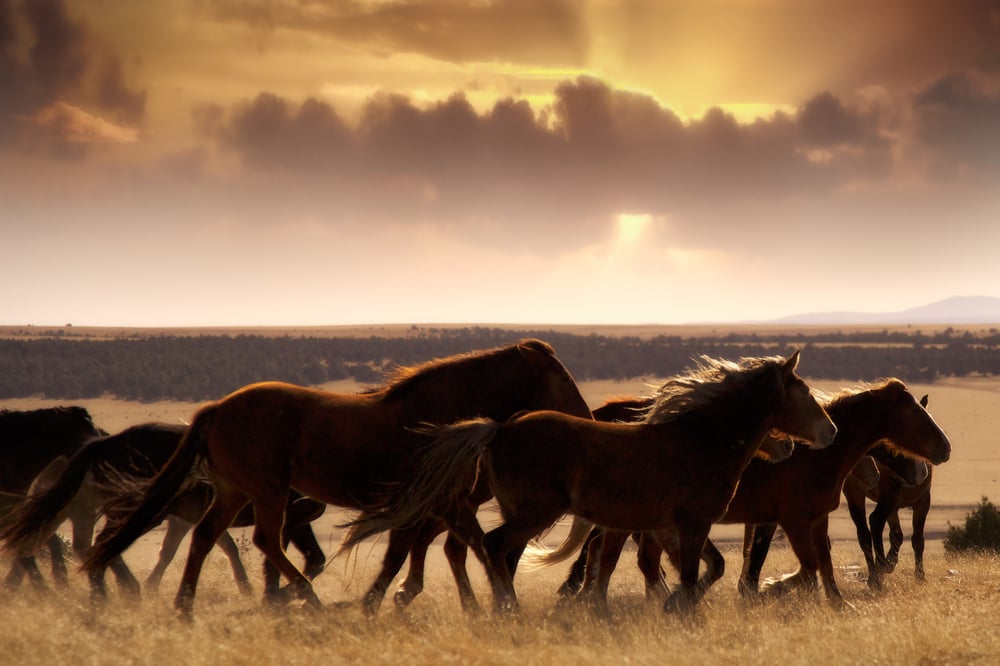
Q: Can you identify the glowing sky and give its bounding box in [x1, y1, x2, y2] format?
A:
[3, 0, 1000, 326]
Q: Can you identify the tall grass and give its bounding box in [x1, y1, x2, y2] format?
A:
[2, 544, 999, 665]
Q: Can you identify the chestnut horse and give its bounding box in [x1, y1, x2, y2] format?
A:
[0, 407, 103, 589]
[343, 352, 837, 614]
[84, 339, 591, 618]
[0, 423, 325, 598]
[842, 397, 936, 589]
[566, 380, 951, 611]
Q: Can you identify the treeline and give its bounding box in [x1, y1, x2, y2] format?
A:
[2, 326, 1000, 402]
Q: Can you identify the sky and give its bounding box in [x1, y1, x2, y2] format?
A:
[2, 0, 1000, 327]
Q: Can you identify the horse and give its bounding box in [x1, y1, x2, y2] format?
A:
[0, 406, 103, 589]
[557, 395, 797, 602]
[342, 351, 838, 614]
[83, 339, 592, 618]
[842, 397, 936, 589]
[0, 422, 326, 599]
[561, 379, 951, 611]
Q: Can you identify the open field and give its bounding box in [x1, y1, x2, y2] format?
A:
[3, 363, 1000, 662]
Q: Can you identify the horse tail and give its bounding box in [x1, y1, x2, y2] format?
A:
[337, 417, 499, 556]
[83, 405, 215, 573]
[0, 432, 120, 556]
[518, 516, 595, 571]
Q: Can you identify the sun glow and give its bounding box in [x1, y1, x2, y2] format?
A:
[616, 213, 652, 244]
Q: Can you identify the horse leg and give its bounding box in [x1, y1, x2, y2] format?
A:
[886, 511, 904, 573]
[250, 496, 321, 609]
[45, 533, 69, 588]
[108, 555, 142, 599]
[557, 527, 600, 598]
[580, 529, 626, 617]
[353, 523, 419, 614]
[145, 516, 191, 593]
[216, 530, 253, 595]
[662, 526, 712, 614]
[869, 489, 900, 575]
[845, 491, 880, 589]
[391, 522, 438, 610]
[287, 523, 326, 581]
[442, 529, 482, 613]
[911, 492, 931, 582]
[811, 515, 851, 609]
[17, 556, 48, 591]
[739, 523, 777, 598]
[636, 532, 668, 602]
[3, 561, 27, 590]
[696, 537, 725, 593]
[763, 520, 819, 596]
[174, 485, 250, 619]
[481, 506, 563, 613]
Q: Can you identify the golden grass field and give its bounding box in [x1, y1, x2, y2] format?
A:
[3, 330, 1000, 664]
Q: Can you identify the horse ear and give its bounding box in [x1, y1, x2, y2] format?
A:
[781, 350, 801, 377]
[517, 339, 553, 368]
[920, 394, 929, 408]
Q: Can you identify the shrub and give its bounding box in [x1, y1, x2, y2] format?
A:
[944, 496, 1000, 553]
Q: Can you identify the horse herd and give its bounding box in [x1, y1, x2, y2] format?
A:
[0, 338, 951, 620]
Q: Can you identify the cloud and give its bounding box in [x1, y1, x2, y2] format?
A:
[23, 101, 139, 144]
[912, 71, 1000, 176]
[0, 0, 145, 151]
[206, 0, 589, 68]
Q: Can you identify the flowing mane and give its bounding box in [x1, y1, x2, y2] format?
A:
[816, 378, 908, 410]
[645, 355, 785, 425]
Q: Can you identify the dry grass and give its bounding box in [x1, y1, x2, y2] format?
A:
[2, 544, 999, 665]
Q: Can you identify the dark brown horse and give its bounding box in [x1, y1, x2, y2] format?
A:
[0, 422, 326, 598]
[344, 352, 837, 614]
[0, 407, 103, 589]
[557, 395, 797, 602]
[566, 380, 951, 611]
[84, 339, 592, 618]
[842, 398, 936, 589]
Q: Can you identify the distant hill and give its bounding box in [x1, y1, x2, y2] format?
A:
[771, 296, 1000, 326]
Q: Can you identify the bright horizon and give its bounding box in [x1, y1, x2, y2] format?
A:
[2, 1, 999, 327]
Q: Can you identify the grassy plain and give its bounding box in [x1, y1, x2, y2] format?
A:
[2, 327, 1000, 663]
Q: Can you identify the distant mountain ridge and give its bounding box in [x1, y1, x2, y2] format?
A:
[771, 296, 1000, 325]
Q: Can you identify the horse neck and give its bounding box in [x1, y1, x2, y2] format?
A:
[386, 355, 532, 422]
[818, 394, 889, 481]
[684, 374, 784, 474]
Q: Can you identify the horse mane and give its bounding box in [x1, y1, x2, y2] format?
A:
[817, 378, 908, 410]
[645, 355, 785, 425]
[381, 339, 554, 400]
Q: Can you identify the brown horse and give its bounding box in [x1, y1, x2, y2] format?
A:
[557, 395, 797, 602]
[0, 407, 103, 589]
[84, 339, 592, 618]
[0, 422, 326, 599]
[562, 380, 951, 611]
[842, 398, 936, 589]
[344, 352, 837, 614]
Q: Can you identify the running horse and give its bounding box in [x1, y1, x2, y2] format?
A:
[343, 352, 837, 614]
[0, 406, 103, 589]
[581, 380, 950, 610]
[0, 423, 326, 599]
[84, 339, 592, 618]
[842, 397, 937, 589]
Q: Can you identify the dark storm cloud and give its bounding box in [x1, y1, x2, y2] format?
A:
[205, 0, 588, 66]
[0, 0, 145, 151]
[912, 72, 1000, 175]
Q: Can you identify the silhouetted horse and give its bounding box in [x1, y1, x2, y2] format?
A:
[842, 396, 936, 589]
[571, 380, 951, 611]
[84, 339, 592, 618]
[0, 422, 325, 598]
[344, 352, 837, 614]
[0, 406, 102, 589]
